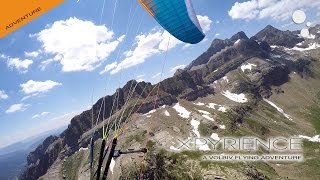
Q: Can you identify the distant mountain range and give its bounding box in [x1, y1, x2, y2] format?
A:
[0, 127, 66, 180]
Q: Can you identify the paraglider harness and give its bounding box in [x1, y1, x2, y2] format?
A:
[93, 134, 147, 180]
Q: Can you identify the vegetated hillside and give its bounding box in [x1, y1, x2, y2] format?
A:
[21, 25, 320, 180]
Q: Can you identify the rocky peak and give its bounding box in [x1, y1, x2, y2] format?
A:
[235, 38, 265, 56]
[186, 31, 250, 70]
[185, 39, 227, 70]
[263, 25, 280, 33]
[230, 31, 249, 42]
[251, 25, 303, 48]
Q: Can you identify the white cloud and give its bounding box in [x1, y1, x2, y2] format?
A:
[136, 74, 144, 79]
[182, 44, 192, 49]
[197, 15, 212, 33]
[32, 112, 50, 119]
[6, 103, 30, 113]
[0, 54, 8, 59]
[152, 73, 161, 79]
[101, 14, 212, 75]
[21, 93, 39, 101]
[229, 1, 259, 20]
[7, 58, 33, 73]
[158, 31, 182, 51]
[136, 78, 144, 82]
[202, 38, 208, 43]
[136, 74, 145, 82]
[170, 64, 186, 73]
[99, 62, 118, 75]
[20, 80, 62, 94]
[39, 59, 54, 71]
[31, 114, 39, 119]
[0, 90, 9, 100]
[229, 0, 320, 21]
[102, 30, 181, 74]
[33, 17, 124, 72]
[215, 33, 220, 37]
[24, 51, 39, 58]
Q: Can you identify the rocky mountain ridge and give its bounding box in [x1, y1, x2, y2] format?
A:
[21, 24, 320, 180]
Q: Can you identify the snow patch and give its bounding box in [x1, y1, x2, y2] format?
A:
[194, 102, 205, 106]
[289, 43, 320, 51]
[207, 103, 217, 109]
[222, 76, 229, 83]
[164, 110, 170, 116]
[191, 119, 201, 138]
[210, 133, 220, 141]
[222, 90, 248, 103]
[263, 99, 293, 121]
[160, 105, 166, 109]
[241, 63, 257, 72]
[299, 135, 320, 143]
[234, 39, 241, 45]
[78, 147, 88, 152]
[170, 146, 180, 151]
[198, 109, 210, 115]
[218, 106, 227, 112]
[173, 103, 191, 119]
[305, 33, 316, 39]
[110, 158, 116, 174]
[187, 118, 212, 151]
[144, 106, 166, 116]
[144, 109, 156, 116]
[202, 115, 214, 121]
[206, 103, 228, 112]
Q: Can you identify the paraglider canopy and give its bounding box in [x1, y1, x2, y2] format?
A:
[138, 0, 205, 44]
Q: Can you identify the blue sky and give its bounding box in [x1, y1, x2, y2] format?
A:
[0, 0, 319, 148]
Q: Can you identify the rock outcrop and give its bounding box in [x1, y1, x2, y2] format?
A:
[251, 25, 303, 48]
